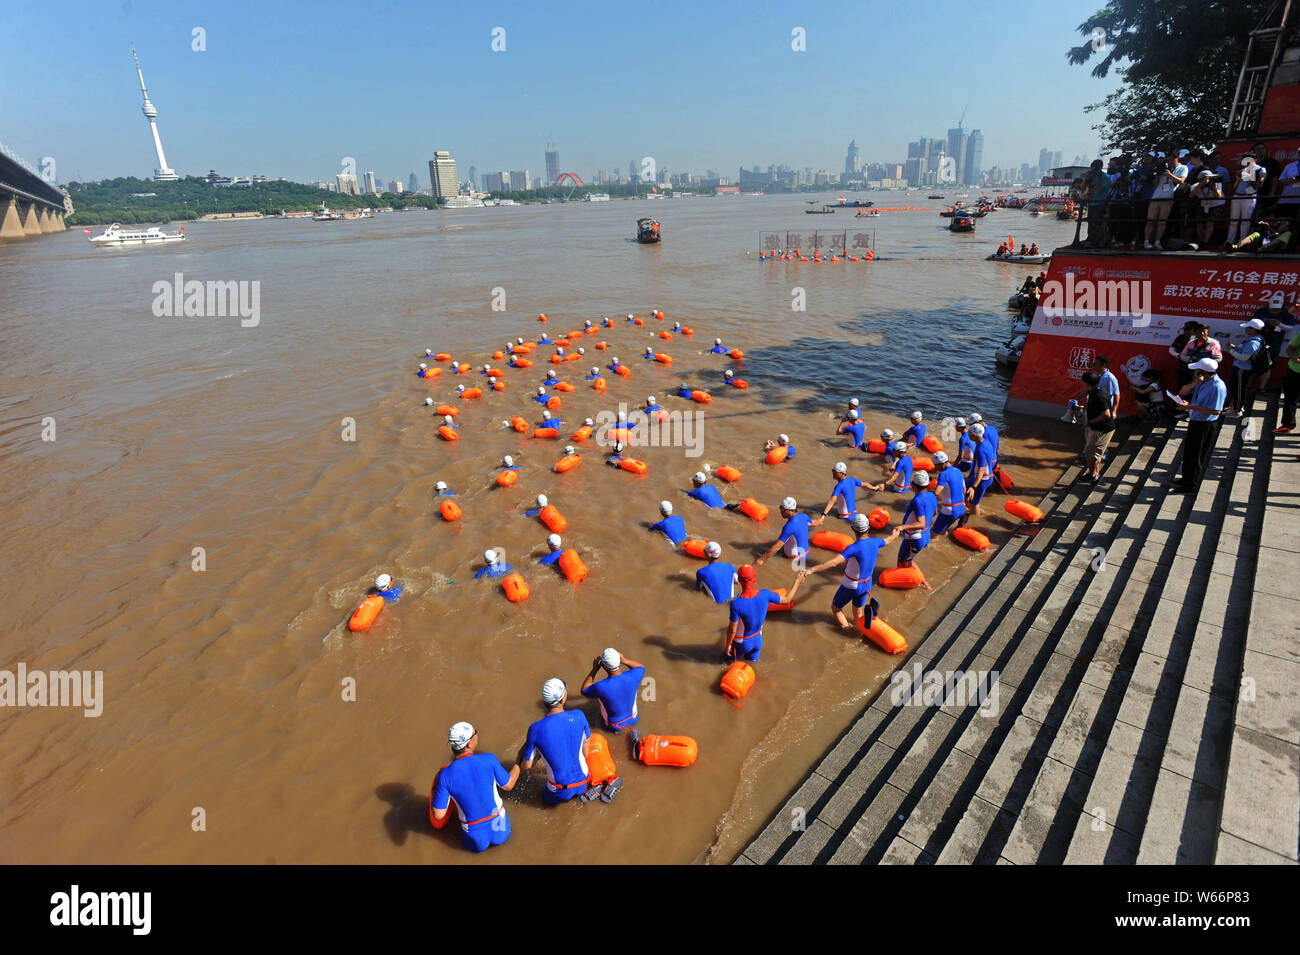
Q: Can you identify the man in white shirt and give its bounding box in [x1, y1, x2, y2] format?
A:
[1229, 155, 1266, 245]
[1145, 151, 1188, 250]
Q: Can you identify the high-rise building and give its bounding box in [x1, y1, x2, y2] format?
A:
[947, 128, 969, 185]
[408, 172, 420, 192]
[482, 172, 507, 191]
[363, 171, 378, 194]
[963, 130, 984, 185]
[545, 143, 559, 185]
[467, 165, 478, 190]
[387, 180, 400, 194]
[130, 45, 178, 181]
[1038, 149, 1053, 176]
[429, 151, 458, 200]
[1052, 150, 1063, 170]
[509, 170, 530, 191]
[844, 139, 860, 175]
[336, 173, 359, 195]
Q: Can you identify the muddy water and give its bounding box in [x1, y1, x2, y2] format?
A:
[0, 196, 1080, 863]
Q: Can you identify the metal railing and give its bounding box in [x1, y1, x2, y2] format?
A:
[1066, 197, 1300, 254]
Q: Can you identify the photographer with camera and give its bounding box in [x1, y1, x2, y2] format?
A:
[1144, 151, 1187, 250]
[1189, 169, 1225, 247]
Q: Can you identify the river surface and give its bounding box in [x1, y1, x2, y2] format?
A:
[0, 194, 1080, 863]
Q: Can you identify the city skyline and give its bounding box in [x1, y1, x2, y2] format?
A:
[4, 1, 1121, 186]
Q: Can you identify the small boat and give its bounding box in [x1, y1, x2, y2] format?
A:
[1011, 318, 1033, 336]
[949, 214, 976, 233]
[995, 334, 1027, 367]
[855, 209, 881, 217]
[87, 223, 186, 246]
[927, 194, 946, 199]
[805, 205, 836, 214]
[636, 217, 661, 243]
[312, 204, 342, 221]
[987, 253, 1050, 264]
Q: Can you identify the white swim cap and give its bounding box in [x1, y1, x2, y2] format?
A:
[584, 319, 592, 326]
[419, 362, 427, 369]
[881, 429, 895, 441]
[547, 533, 562, 549]
[612, 357, 620, 364]
[969, 412, 983, 423]
[542, 410, 552, 420]
[647, 396, 656, 404]
[714, 338, 722, 345]
[851, 513, 872, 534]
[577, 347, 584, 354]
[448, 721, 475, 750]
[660, 500, 673, 516]
[781, 496, 797, 510]
[674, 322, 681, 329]
[517, 336, 524, 343]
[850, 398, 860, 407]
[483, 549, 497, 564]
[424, 397, 433, 406]
[536, 494, 548, 507]
[614, 442, 625, 453]
[564, 445, 575, 455]
[627, 313, 634, 319]
[645, 346, 654, 353]
[970, 423, 985, 437]
[435, 481, 448, 491]
[584, 417, 594, 426]
[913, 471, 931, 488]
[955, 417, 967, 428]
[833, 461, 847, 473]
[425, 349, 433, 356]
[375, 573, 392, 590]
[778, 433, 790, 445]
[705, 541, 722, 558]
[911, 411, 923, 422]
[849, 409, 860, 419]
[537, 386, 547, 395]
[443, 415, 453, 425]
[502, 455, 514, 467]
[591, 366, 599, 375]
[602, 648, 622, 670]
[693, 471, 707, 484]
[457, 384, 465, 392]
[890, 440, 907, 454]
[933, 451, 950, 465]
[725, 370, 734, 378]
[483, 363, 490, 371]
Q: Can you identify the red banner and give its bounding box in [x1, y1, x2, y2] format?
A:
[1007, 252, 1300, 417]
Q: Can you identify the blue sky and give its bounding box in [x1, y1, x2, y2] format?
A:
[3, 0, 1123, 184]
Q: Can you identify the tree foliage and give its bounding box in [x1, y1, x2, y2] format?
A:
[1068, 0, 1278, 151]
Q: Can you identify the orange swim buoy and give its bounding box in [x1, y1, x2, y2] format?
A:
[681, 326, 694, 336]
[682, 538, 710, 559]
[592, 377, 607, 392]
[554, 454, 581, 473]
[614, 365, 632, 377]
[502, 572, 530, 602]
[655, 310, 664, 321]
[586, 733, 617, 785]
[659, 330, 673, 341]
[532, 427, 560, 439]
[435, 404, 459, 417]
[550, 354, 565, 365]
[922, 435, 944, 454]
[491, 380, 506, 391]
[606, 427, 632, 443]
[738, 498, 769, 523]
[633, 317, 644, 326]
[485, 367, 507, 378]
[618, 457, 648, 475]
[654, 353, 672, 364]
[510, 416, 529, 433]
[716, 465, 742, 483]
[912, 457, 934, 472]
[439, 499, 462, 521]
[539, 504, 567, 533]
[952, 526, 990, 550]
[546, 396, 562, 410]
[993, 465, 1014, 491]
[492, 350, 505, 360]
[557, 549, 588, 583]
[460, 387, 483, 399]
[567, 330, 583, 339]
[434, 352, 452, 362]
[811, 530, 854, 552]
[635, 734, 697, 767]
[690, 390, 712, 404]
[554, 381, 576, 392]
[496, 469, 518, 487]
[730, 378, 749, 389]
[564, 353, 581, 362]
[720, 661, 755, 708]
[594, 342, 608, 350]
[868, 507, 890, 530]
[438, 425, 459, 441]
[538, 313, 547, 324]
[879, 566, 926, 589]
[1004, 499, 1044, 523]
[571, 425, 594, 441]
[857, 615, 907, 654]
[764, 446, 788, 465]
[729, 349, 745, 360]
[866, 439, 887, 454]
[512, 358, 534, 368]
[421, 367, 442, 378]
[347, 595, 385, 632]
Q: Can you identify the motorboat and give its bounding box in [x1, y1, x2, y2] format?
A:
[87, 223, 186, 246]
[636, 217, 662, 243]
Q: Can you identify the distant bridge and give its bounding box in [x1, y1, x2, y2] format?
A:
[0, 140, 72, 241]
[553, 172, 585, 187]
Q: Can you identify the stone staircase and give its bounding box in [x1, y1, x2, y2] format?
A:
[738, 399, 1297, 865]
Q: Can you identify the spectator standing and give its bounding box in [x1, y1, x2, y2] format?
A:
[1228, 155, 1266, 246]
[1080, 372, 1116, 483]
[1227, 318, 1268, 413]
[1189, 170, 1225, 247]
[1083, 159, 1111, 247]
[1274, 321, 1300, 433]
[1168, 358, 1228, 494]
[1145, 151, 1188, 249]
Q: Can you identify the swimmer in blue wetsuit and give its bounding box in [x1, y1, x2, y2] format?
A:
[433, 481, 455, 496]
[518, 679, 592, 804]
[955, 418, 975, 474]
[866, 441, 913, 493]
[537, 410, 564, 429]
[533, 386, 553, 405]
[821, 461, 864, 519]
[373, 573, 403, 602]
[586, 366, 603, 381]
[929, 452, 967, 536]
[650, 500, 687, 546]
[903, 411, 927, 449]
[580, 648, 646, 733]
[539, 534, 565, 567]
[802, 513, 900, 630]
[602, 316, 613, 328]
[724, 564, 804, 663]
[675, 381, 694, 399]
[838, 409, 865, 448]
[964, 423, 996, 521]
[755, 496, 822, 566]
[644, 395, 664, 420]
[430, 721, 519, 853]
[898, 471, 937, 585]
[687, 471, 726, 508]
[709, 338, 729, 354]
[763, 433, 797, 459]
[417, 363, 433, 378]
[441, 414, 458, 431]
[474, 549, 515, 579]
[695, 541, 738, 603]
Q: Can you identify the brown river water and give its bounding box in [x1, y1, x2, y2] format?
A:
[0, 195, 1080, 863]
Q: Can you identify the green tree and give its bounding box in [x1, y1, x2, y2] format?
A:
[1068, 0, 1277, 152]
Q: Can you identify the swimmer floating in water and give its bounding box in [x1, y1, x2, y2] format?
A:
[373, 573, 403, 601]
[474, 549, 515, 579]
[687, 470, 726, 508]
[650, 500, 687, 546]
[539, 534, 564, 566]
[709, 338, 730, 354]
[762, 433, 797, 459]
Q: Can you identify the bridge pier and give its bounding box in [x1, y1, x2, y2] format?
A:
[21, 200, 43, 237]
[38, 206, 65, 233]
[0, 195, 25, 240]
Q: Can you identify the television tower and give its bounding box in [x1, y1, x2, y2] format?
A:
[132, 44, 178, 181]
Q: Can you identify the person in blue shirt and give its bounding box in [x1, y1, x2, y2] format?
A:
[687, 471, 726, 508]
[586, 366, 603, 381]
[1169, 357, 1228, 493]
[580, 648, 647, 732]
[821, 461, 864, 519]
[903, 411, 927, 449]
[675, 382, 694, 399]
[608, 357, 627, 374]
[756, 496, 823, 566]
[523, 493, 551, 518]
[518, 679, 595, 805]
[968, 413, 999, 469]
[763, 433, 796, 458]
[964, 424, 996, 520]
[474, 549, 515, 579]
[537, 333, 554, 345]
[536, 410, 564, 429]
[433, 481, 455, 496]
[1228, 318, 1266, 412]
[650, 500, 687, 546]
[542, 370, 559, 385]
[724, 564, 804, 662]
[373, 573, 403, 602]
[539, 534, 565, 567]
[898, 472, 938, 580]
[802, 513, 900, 631]
[643, 346, 659, 361]
[440, 414, 458, 431]
[602, 316, 614, 327]
[838, 409, 866, 449]
[417, 363, 434, 378]
[867, 441, 913, 493]
[430, 721, 519, 853]
[955, 418, 975, 474]
[695, 541, 738, 603]
[709, 337, 729, 354]
[929, 452, 967, 536]
[645, 395, 664, 419]
[532, 386, 554, 405]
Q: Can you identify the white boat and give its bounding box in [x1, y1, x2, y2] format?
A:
[995, 334, 1027, 367]
[87, 223, 186, 246]
[440, 196, 485, 209]
[312, 204, 342, 221]
[584, 193, 611, 202]
[986, 253, 1050, 264]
